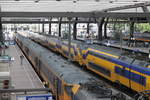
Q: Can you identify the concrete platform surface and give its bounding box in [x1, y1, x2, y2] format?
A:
[5, 45, 44, 89]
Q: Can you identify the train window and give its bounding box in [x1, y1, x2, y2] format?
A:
[25, 47, 29, 55]
[57, 79, 62, 95]
[63, 50, 68, 56]
[141, 77, 146, 86]
[82, 51, 89, 59]
[40, 62, 53, 84]
[115, 67, 122, 75]
[130, 73, 146, 86]
[115, 66, 130, 79]
[35, 57, 39, 66]
[88, 51, 110, 61]
[39, 60, 41, 66]
[65, 85, 73, 96]
[20, 42, 23, 47]
[88, 62, 111, 77]
[115, 66, 127, 76]
[48, 71, 54, 84]
[115, 66, 146, 86]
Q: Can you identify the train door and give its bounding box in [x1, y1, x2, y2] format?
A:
[130, 71, 146, 92]
[114, 66, 120, 83]
[55, 78, 62, 100]
[35, 57, 39, 73]
[130, 60, 147, 92]
[114, 66, 131, 88]
[38, 60, 41, 75]
[35, 57, 41, 75]
[57, 79, 62, 100]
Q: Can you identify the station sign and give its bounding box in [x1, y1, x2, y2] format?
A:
[17, 93, 53, 100]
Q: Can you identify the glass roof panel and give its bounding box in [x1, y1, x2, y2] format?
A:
[0, 0, 149, 12]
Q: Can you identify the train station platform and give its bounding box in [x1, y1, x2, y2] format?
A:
[2, 44, 50, 100]
[5, 44, 44, 89]
[77, 38, 149, 54]
[109, 43, 149, 54]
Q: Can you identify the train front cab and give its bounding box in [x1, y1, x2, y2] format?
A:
[60, 42, 83, 63]
[30, 53, 81, 100]
[16, 35, 83, 100]
[39, 66, 81, 100]
[82, 48, 118, 81]
[47, 40, 58, 52]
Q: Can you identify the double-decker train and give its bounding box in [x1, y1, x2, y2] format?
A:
[16, 34, 115, 100]
[27, 32, 150, 94]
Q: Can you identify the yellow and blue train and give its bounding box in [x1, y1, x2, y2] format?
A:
[16, 34, 114, 100]
[30, 33, 150, 93]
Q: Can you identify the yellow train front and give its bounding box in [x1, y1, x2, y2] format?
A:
[30, 34, 84, 65]
[59, 40, 84, 65]
[82, 48, 150, 92]
[16, 34, 113, 100]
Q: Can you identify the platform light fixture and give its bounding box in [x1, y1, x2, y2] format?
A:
[95, 0, 100, 2]
[133, 0, 138, 2]
[109, 0, 114, 3]
[35, 0, 40, 3]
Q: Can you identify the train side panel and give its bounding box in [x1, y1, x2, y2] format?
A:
[16, 35, 81, 100]
[22, 33, 150, 93]
[82, 48, 150, 92]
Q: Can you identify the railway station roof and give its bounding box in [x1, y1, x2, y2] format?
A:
[0, 0, 149, 12]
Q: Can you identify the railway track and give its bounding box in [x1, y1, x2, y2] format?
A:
[30, 36, 135, 100]
[16, 34, 134, 100]
[18, 32, 150, 100]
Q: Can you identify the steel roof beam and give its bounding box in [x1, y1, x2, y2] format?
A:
[2, 20, 149, 24]
[141, 5, 150, 22]
[1, 20, 97, 23]
[103, 2, 150, 11]
[0, 12, 150, 18]
[0, 12, 92, 18]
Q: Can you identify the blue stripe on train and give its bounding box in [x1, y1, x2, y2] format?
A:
[84, 50, 150, 76]
[115, 66, 146, 86]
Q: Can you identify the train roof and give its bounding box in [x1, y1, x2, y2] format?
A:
[65, 39, 122, 56]
[27, 32, 122, 57]
[25, 33, 150, 70]
[17, 34, 134, 100]
[18, 34, 99, 84]
[17, 34, 116, 99]
[21, 34, 92, 84]
[50, 37, 121, 57]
